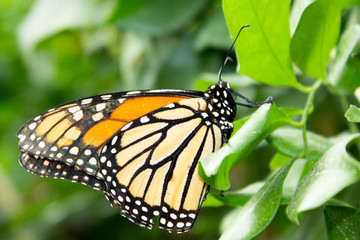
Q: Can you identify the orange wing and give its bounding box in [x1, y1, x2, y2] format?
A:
[17, 90, 224, 233]
[17, 92, 192, 180]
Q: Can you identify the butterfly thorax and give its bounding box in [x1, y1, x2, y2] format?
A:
[204, 80, 236, 139]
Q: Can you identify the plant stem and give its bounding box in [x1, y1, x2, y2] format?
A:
[301, 80, 322, 166]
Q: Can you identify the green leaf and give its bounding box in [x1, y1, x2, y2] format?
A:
[219, 158, 295, 240]
[269, 153, 293, 169]
[289, 0, 313, 35]
[267, 127, 333, 160]
[194, 8, 232, 51]
[328, 21, 360, 94]
[222, 0, 301, 89]
[287, 134, 360, 224]
[205, 157, 306, 207]
[345, 105, 360, 122]
[194, 73, 258, 92]
[109, 0, 146, 21]
[17, 0, 114, 52]
[290, 0, 360, 80]
[324, 206, 360, 239]
[282, 159, 307, 200]
[115, 0, 206, 36]
[199, 104, 292, 190]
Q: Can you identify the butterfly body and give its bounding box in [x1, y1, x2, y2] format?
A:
[17, 80, 237, 233]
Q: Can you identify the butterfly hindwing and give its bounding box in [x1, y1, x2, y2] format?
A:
[19, 151, 106, 191]
[99, 98, 223, 232]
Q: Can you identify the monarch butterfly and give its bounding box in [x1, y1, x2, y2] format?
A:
[17, 25, 273, 233]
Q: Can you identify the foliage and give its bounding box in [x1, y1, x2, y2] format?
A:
[1, 0, 360, 239]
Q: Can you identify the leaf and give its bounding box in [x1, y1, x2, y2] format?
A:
[109, 0, 146, 21]
[287, 134, 360, 224]
[204, 157, 306, 207]
[324, 206, 360, 239]
[115, 0, 206, 36]
[17, 0, 114, 52]
[345, 105, 360, 122]
[194, 73, 258, 92]
[267, 127, 333, 160]
[219, 158, 295, 240]
[269, 153, 293, 169]
[199, 104, 292, 190]
[222, 0, 301, 89]
[289, 0, 313, 35]
[290, 0, 360, 80]
[194, 7, 232, 51]
[328, 22, 360, 94]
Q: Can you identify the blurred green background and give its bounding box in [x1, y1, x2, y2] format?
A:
[0, 0, 357, 239]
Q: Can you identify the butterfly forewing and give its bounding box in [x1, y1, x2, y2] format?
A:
[17, 91, 194, 177]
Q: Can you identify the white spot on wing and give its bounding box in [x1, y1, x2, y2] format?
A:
[165, 103, 175, 108]
[101, 95, 112, 100]
[92, 112, 104, 121]
[30, 134, 36, 141]
[111, 136, 118, 145]
[77, 159, 84, 165]
[29, 122, 37, 130]
[73, 110, 83, 121]
[96, 103, 106, 111]
[84, 149, 92, 156]
[70, 147, 79, 155]
[126, 91, 141, 95]
[177, 222, 184, 228]
[140, 116, 150, 123]
[89, 157, 97, 165]
[100, 156, 107, 163]
[38, 141, 45, 148]
[121, 122, 132, 131]
[68, 106, 81, 113]
[81, 98, 92, 104]
[20, 135, 26, 142]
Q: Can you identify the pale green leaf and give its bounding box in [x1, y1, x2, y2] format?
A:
[17, 0, 114, 52]
[345, 105, 360, 122]
[220, 158, 295, 240]
[328, 10, 360, 95]
[287, 134, 360, 224]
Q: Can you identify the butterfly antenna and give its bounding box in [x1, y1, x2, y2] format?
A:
[218, 24, 250, 81]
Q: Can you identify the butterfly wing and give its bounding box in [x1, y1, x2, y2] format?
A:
[17, 90, 223, 233]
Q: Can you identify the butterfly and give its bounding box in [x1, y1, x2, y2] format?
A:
[16, 25, 273, 233]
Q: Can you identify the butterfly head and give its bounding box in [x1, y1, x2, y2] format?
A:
[205, 80, 237, 138]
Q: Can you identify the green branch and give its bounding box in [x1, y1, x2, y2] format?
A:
[301, 80, 322, 166]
